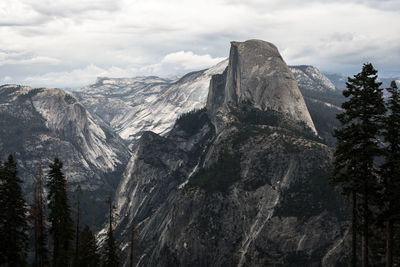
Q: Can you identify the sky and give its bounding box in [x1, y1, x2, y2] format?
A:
[0, 0, 399, 89]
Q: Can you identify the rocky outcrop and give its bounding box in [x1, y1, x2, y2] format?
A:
[109, 40, 349, 266]
[0, 85, 131, 225]
[207, 40, 316, 134]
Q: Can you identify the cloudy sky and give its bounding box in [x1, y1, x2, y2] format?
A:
[1, 0, 399, 89]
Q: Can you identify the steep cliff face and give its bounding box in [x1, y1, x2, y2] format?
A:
[0, 85, 131, 225]
[110, 40, 349, 266]
[207, 40, 316, 134]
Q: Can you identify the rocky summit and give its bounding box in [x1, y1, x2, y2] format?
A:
[109, 40, 348, 266]
[207, 40, 316, 134]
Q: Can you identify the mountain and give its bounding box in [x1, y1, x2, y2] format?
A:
[325, 72, 400, 91]
[73, 60, 228, 148]
[75, 59, 345, 152]
[108, 40, 348, 266]
[0, 85, 131, 225]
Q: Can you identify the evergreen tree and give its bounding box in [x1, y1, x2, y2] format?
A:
[47, 158, 74, 267]
[74, 184, 82, 267]
[0, 155, 28, 266]
[331, 63, 386, 267]
[381, 81, 400, 267]
[78, 225, 100, 267]
[31, 166, 49, 267]
[102, 197, 119, 267]
[0, 159, 5, 264]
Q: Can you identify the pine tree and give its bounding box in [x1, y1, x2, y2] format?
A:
[381, 81, 400, 267]
[102, 197, 120, 267]
[331, 63, 386, 267]
[0, 159, 5, 264]
[74, 184, 82, 267]
[31, 166, 49, 267]
[78, 225, 100, 267]
[47, 158, 74, 267]
[0, 155, 28, 266]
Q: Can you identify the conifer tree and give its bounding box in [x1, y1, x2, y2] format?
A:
[78, 225, 100, 267]
[0, 155, 28, 266]
[102, 197, 120, 267]
[0, 159, 5, 264]
[31, 166, 49, 267]
[381, 81, 400, 267]
[74, 184, 82, 267]
[331, 63, 386, 267]
[47, 158, 74, 267]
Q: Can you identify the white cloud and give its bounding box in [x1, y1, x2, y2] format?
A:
[0, 0, 398, 88]
[161, 51, 225, 70]
[22, 64, 135, 88]
[21, 51, 226, 88]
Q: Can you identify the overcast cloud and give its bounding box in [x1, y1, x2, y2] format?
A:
[0, 0, 399, 88]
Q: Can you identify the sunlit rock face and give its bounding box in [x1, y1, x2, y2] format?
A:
[207, 40, 316, 135]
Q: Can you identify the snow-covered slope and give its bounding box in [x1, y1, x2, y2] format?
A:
[74, 60, 228, 148]
[290, 65, 336, 92]
[0, 84, 131, 225]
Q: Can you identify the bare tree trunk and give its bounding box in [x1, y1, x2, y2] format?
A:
[362, 184, 368, 267]
[129, 223, 135, 267]
[74, 184, 82, 267]
[352, 191, 357, 267]
[386, 217, 393, 267]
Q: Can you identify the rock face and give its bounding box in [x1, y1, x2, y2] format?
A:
[109, 40, 349, 266]
[74, 60, 228, 148]
[74, 57, 343, 150]
[0, 85, 131, 225]
[207, 40, 316, 134]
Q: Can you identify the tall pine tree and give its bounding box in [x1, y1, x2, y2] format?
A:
[331, 63, 386, 267]
[381, 81, 400, 267]
[0, 155, 28, 266]
[78, 225, 100, 267]
[31, 166, 49, 267]
[47, 158, 74, 267]
[0, 159, 5, 264]
[102, 197, 120, 267]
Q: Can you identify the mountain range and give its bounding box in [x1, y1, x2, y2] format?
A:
[0, 39, 355, 265]
[103, 40, 348, 266]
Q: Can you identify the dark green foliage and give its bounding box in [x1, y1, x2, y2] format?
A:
[331, 63, 386, 266]
[283, 251, 310, 266]
[231, 105, 317, 140]
[277, 166, 346, 219]
[0, 155, 28, 266]
[304, 97, 342, 146]
[380, 81, 400, 222]
[78, 225, 100, 267]
[188, 149, 240, 194]
[47, 158, 74, 267]
[102, 225, 120, 267]
[332, 63, 386, 195]
[175, 108, 208, 135]
[102, 198, 120, 267]
[380, 81, 400, 266]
